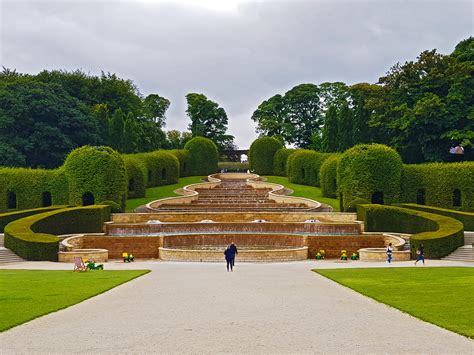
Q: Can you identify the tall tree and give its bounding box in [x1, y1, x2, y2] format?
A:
[109, 109, 125, 151]
[251, 94, 289, 142]
[321, 105, 339, 152]
[337, 104, 354, 152]
[92, 103, 111, 146]
[123, 113, 139, 153]
[142, 94, 170, 127]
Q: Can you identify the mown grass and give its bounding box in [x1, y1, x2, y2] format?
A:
[125, 176, 205, 212]
[264, 176, 339, 211]
[315, 267, 474, 338]
[0, 270, 150, 332]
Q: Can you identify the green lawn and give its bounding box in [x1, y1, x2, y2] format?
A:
[264, 176, 339, 210]
[0, 269, 149, 332]
[315, 267, 474, 338]
[126, 176, 205, 212]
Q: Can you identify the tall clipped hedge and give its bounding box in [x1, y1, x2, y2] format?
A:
[399, 204, 474, 231]
[287, 150, 330, 186]
[169, 149, 191, 177]
[400, 162, 474, 211]
[122, 155, 147, 199]
[0, 168, 69, 212]
[64, 146, 127, 211]
[184, 137, 218, 175]
[249, 137, 283, 175]
[134, 151, 179, 187]
[4, 205, 111, 261]
[357, 204, 464, 258]
[337, 144, 402, 211]
[320, 154, 341, 198]
[273, 148, 295, 176]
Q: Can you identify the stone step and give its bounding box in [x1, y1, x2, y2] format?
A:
[442, 245, 473, 262]
[0, 247, 25, 264]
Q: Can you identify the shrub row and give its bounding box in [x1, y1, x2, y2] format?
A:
[0, 206, 67, 233]
[273, 148, 295, 176]
[4, 205, 111, 261]
[169, 149, 191, 177]
[133, 151, 179, 188]
[218, 162, 249, 172]
[399, 204, 474, 231]
[287, 150, 331, 186]
[357, 204, 464, 258]
[249, 137, 283, 175]
[320, 154, 341, 198]
[184, 137, 219, 176]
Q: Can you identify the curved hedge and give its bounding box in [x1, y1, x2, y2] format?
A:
[184, 137, 218, 175]
[64, 146, 127, 211]
[337, 144, 402, 211]
[169, 149, 191, 177]
[4, 205, 111, 261]
[134, 151, 179, 187]
[0, 168, 69, 212]
[400, 162, 474, 211]
[249, 137, 283, 175]
[273, 148, 295, 176]
[287, 150, 330, 186]
[399, 204, 474, 231]
[122, 155, 147, 199]
[320, 154, 341, 198]
[0, 206, 67, 233]
[357, 204, 464, 258]
[346, 197, 369, 213]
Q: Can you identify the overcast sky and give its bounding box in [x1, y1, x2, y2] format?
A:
[1, 0, 472, 148]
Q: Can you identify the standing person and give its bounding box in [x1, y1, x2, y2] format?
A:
[224, 246, 234, 272]
[386, 242, 393, 264]
[229, 242, 238, 267]
[414, 244, 425, 265]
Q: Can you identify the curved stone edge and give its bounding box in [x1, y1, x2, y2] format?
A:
[59, 233, 108, 262]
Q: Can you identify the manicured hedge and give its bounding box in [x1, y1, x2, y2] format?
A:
[0, 168, 69, 212]
[273, 148, 295, 176]
[346, 198, 369, 213]
[122, 155, 147, 199]
[134, 151, 179, 187]
[357, 204, 464, 258]
[0, 206, 67, 233]
[287, 150, 330, 186]
[320, 154, 341, 198]
[169, 149, 191, 177]
[184, 137, 219, 176]
[400, 162, 474, 212]
[218, 162, 249, 172]
[64, 146, 128, 211]
[399, 204, 474, 231]
[337, 144, 402, 211]
[248, 137, 283, 175]
[4, 205, 111, 261]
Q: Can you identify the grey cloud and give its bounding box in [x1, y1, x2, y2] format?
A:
[1, 0, 472, 147]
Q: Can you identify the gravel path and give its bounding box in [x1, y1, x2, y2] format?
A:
[1, 260, 473, 354]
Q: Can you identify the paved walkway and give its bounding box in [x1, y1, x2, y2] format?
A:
[1, 260, 473, 354]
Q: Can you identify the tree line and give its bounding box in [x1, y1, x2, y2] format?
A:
[251, 37, 473, 163]
[0, 70, 235, 168]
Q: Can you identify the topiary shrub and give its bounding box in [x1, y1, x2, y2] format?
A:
[287, 149, 331, 186]
[320, 154, 341, 198]
[184, 137, 219, 175]
[0, 206, 67, 233]
[273, 148, 295, 176]
[346, 197, 370, 212]
[64, 146, 127, 211]
[337, 144, 402, 211]
[357, 204, 464, 258]
[122, 155, 147, 199]
[248, 137, 284, 175]
[4, 205, 111, 261]
[0, 168, 69, 212]
[99, 200, 122, 213]
[169, 149, 191, 177]
[134, 151, 179, 187]
[400, 162, 474, 212]
[399, 204, 474, 231]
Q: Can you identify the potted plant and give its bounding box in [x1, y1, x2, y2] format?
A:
[340, 250, 348, 261]
[315, 249, 325, 260]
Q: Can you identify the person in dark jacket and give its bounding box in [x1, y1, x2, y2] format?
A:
[414, 244, 425, 265]
[224, 246, 235, 271]
[229, 242, 238, 267]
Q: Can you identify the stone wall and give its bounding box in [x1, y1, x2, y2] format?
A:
[305, 235, 385, 258]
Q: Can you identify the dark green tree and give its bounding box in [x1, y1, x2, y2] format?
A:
[321, 105, 339, 152]
[142, 94, 170, 127]
[109, 109, 125, 151]
[337, 103, 354, 152]
[251, 94, 289, 142]
[123, 113, 139, 153]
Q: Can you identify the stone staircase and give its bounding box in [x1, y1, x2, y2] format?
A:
[0, 233, 26, 264]
[442, 232, 474, 262]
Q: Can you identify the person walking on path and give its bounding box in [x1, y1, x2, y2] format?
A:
[414, 244, 425, 265]
[229, 242, 238, 267]
[386, 242, 393, 264]
[224, 246, 235, 271]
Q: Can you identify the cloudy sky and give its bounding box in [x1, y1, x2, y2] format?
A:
[1, 0, 472, 148]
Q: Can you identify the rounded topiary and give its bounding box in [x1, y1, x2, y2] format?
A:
[134, 151, 179, 187]
[346, 198, 370, 212]
[248, 137, 284, 175]
[184, 137, 219, 176]
[99, 200, 122, 213]
[287, 150, 331, 186]
[337, 144, 402, 211]
[320, 154, 341, 198]
[122, 155, 147, 199]
[169, 149, 191, 177]
[273, 148, 295, 176]
[64, 146, 127, 211]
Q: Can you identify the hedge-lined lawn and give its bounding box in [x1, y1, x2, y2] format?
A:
[315, 267, 474, 338]
[125, 176, 205, 212]
[0, 270, 149, 332]
[264, 176, 339, 211]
